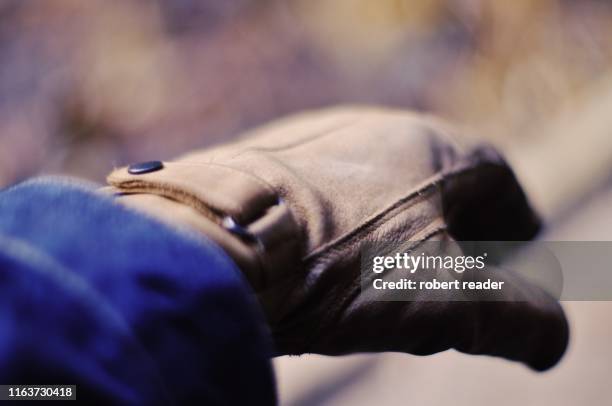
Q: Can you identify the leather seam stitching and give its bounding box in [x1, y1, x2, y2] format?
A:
[303, 162, 478, 261]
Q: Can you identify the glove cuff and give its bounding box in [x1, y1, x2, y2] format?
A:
[106, 162, 302, 291]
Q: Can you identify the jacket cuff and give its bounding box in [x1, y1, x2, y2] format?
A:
[0, 177, 276, 404]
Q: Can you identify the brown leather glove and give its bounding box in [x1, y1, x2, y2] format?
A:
[106, 107, 568, 370]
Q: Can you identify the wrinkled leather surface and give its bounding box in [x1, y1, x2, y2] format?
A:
[107, 106, 567, 371]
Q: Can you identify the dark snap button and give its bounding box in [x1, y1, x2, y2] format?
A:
[128, 161, 164, 175]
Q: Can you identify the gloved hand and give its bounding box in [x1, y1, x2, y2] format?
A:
[106, 106, 568, 371]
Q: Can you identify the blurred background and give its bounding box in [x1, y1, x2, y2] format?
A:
[1, 1, 612, 405]
[1, 0, 611, 186]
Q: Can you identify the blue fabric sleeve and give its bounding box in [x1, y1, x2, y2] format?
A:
[0, 177, 276, 405]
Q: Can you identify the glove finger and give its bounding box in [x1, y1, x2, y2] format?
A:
[452, 263, 569, 371]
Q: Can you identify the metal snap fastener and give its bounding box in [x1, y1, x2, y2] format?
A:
[222, 216, 253, 240]
[222, 216, 265, 253]
[128, 161, 164, 175]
